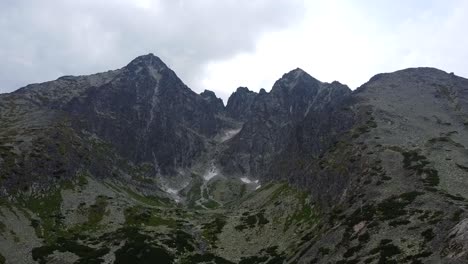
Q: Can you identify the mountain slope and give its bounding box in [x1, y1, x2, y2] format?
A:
[0, 54, 234, 196]
[1, 55, 468, 264]
[287, 68, 468, 263]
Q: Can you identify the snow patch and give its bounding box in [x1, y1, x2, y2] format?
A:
[240, 177, 252, 184]
[163, 187, 181, 202]
[219, 128, 241, 142]
[165, 188, 178, 195]
[203, 165, 218, 181]
[240, 177, 261, 190]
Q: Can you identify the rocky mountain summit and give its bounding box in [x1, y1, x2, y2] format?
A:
[1, 54, 468, 264]
[220, 68, 352, 179]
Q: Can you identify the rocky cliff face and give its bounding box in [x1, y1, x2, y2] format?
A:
[219, 68, 352, 178]
[1, 55, 468, 264]
[225, 86, 258, 121]
[200, 89, 225, 114]
[0, 54, 231, 194]
[65, 54, 228, 176]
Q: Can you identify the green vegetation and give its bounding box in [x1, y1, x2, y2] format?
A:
[343, 244, 363, 258]
[87, 196, 108, 225]
[369, 239, 401, 263]
[388, 219, 411, 227]
[124, 188, 170, 207]
[416, 210, 444, 224]
[235, 210, 269, 231]
[443, 192, 466, 202]
[32, 236, 110, 264]
[185, 177, 203, 208]
[76, 171, 89, 187]
[61, 180, 75, 190]
[202, 216, 226, 246]
[428, 136, 464, 148]
[89, 139, 116, 163]
[124, 206, 176, 228]
[21, 189, 63, 241]
[451, 209, 463, 222]
[202, 199, 220, 209]
[0, 221, 5, 235]
[401, 150, 439, 187]
[113, 228, 173, 264]
[421, 228, 435, 241]
[351, 117, 377, 138]
[239, 183, 247, 197]
[239, 247, 286, 264]
[166, 230, 195, 253]
[284, 192, 318, 231]
[318, 247, 331, 255]
[239, 255, 269, 264]
[377, 191, 423, 220]
[0, 144, 18, 178]
[358, 232, 370, 243]
[346, 191, 423, 229]
[183, 253, 234, 264]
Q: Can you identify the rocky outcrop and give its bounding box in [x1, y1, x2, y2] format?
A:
[200, 89, 225, 114]
[219, 68, 352, 178]
[225, 86, 258, 121]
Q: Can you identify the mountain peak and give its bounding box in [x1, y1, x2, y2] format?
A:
[226, 87, 258, 121]
[120, 53, 178, 84]
[234, 86, 253, 93]
[200, 89, 218, 98]
[367, 67, 449, 84]
[290, 67, 306, 74]
[272, 68, 320, 94]
[126, 53, 167, 72]
[282, 67, 308, 78]
[200, 89, 225, 112]
[283, 67, 317, 82]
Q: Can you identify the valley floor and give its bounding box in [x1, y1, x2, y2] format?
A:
[0, 175, 320, 264]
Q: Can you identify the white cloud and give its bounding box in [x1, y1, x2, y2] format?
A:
[199, 0, 468, 100]
[1, 0, 467, 102]
[0, 0, 304, 96]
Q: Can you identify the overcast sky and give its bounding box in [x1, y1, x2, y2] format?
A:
[1, 0, 467, 101]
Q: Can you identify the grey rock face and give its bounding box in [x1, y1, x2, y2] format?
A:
[200, 89, 225, 114]
[0, 54, 229, 194]
[219, 68, 352, 178]
[225, 87, 258, 121]
[65, 54, 226, 175]
[0, 66, 121, 193]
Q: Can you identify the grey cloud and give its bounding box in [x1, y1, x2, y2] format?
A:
[0, 0, 305, 95]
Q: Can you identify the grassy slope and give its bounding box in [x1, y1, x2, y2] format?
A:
[0, 173, 322, 263]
